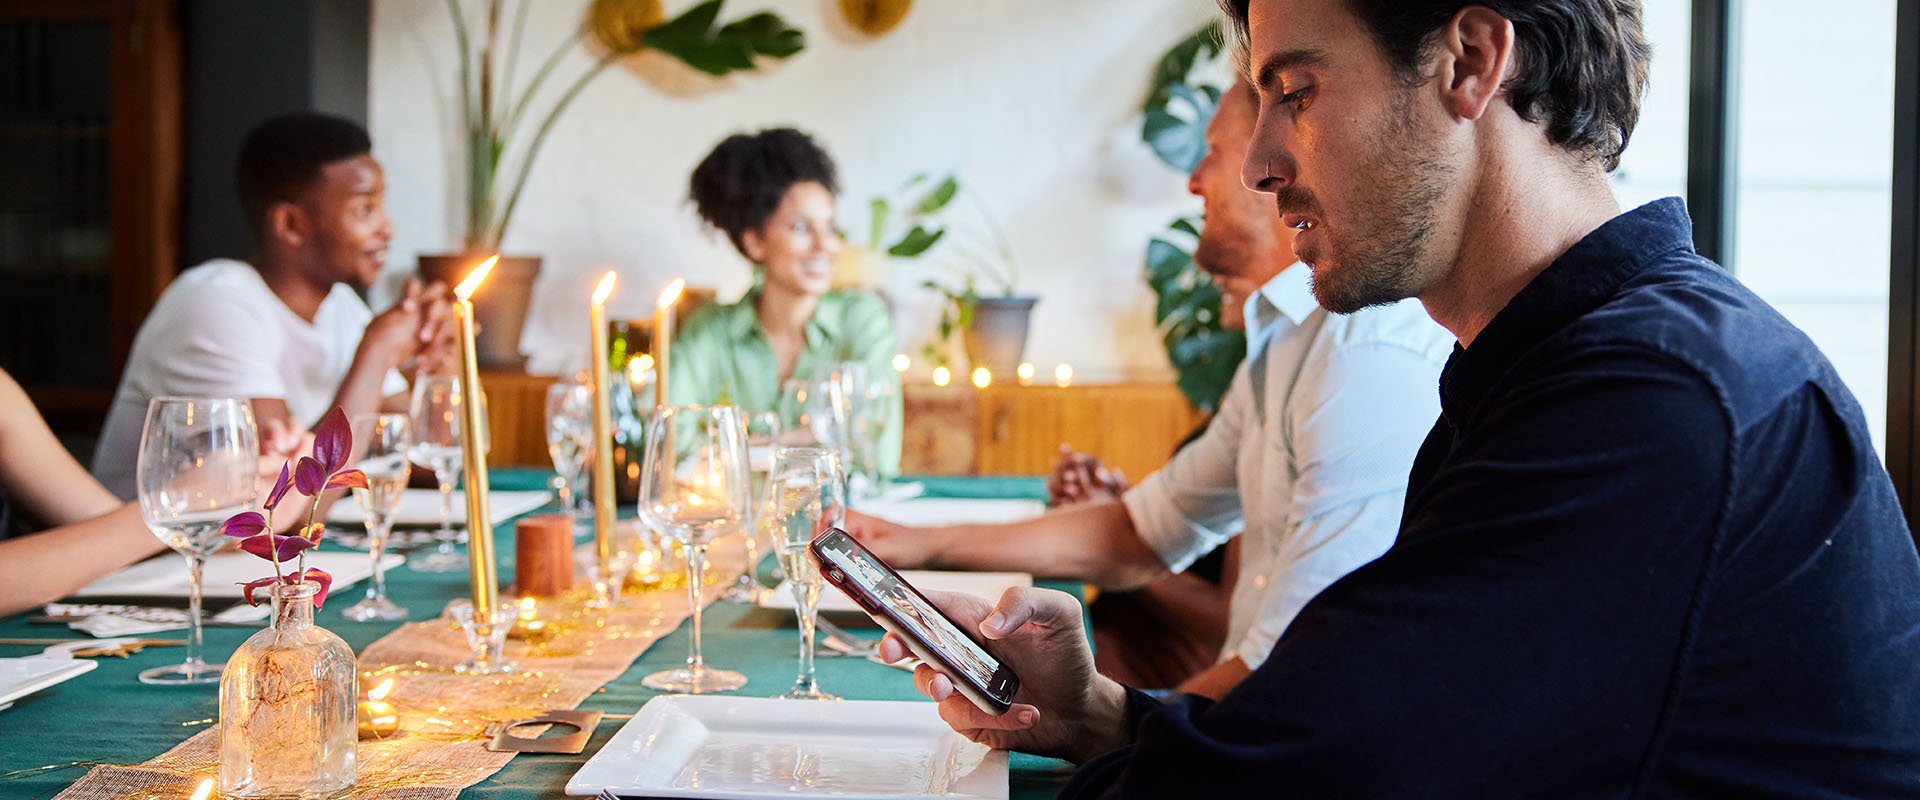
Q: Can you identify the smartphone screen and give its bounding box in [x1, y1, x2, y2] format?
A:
[811, 529, 1017, 710]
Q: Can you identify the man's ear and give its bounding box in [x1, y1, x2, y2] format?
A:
[1431, 6, 1516, 122]
[265, 202, 307, 250]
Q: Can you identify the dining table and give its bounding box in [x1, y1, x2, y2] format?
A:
[0, 469, 1080, 799]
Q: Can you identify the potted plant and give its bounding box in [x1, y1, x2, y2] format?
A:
[421, 0, 806, 368]
[1140, 21, 1241, 413]
[869, 174, 1033, 377]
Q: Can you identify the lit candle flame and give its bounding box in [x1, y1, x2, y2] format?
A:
[519, 596, 536, 616]
[932, 366, 952, 387]
[453, 255, 500, 301]
[189, 779, 213, 800]
[1055, 364, 1074, 387]
[591, 271, 618, 306]
[972, 367, 991, 388]
[368, 677, 395, 702]
[657, 278, 686, 309]
[1017, 362, 1035, 383]
[892, 353, 910, 373]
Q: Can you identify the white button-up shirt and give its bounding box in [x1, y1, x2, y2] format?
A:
[1122, 263, 1453, 668]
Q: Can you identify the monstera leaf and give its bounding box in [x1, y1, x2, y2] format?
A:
[1146, 217, 1243, 413]
[644, 0, 806, 76]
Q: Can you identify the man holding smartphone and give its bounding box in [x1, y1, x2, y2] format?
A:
[884, 0, 1920, 796]
[848, 77, 1454, 699]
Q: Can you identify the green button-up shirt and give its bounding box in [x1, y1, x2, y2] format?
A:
[668, 287, 903, 475]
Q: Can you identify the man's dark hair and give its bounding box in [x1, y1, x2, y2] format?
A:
[689, 127, 839, 254]
[235, 112, 373, 239]
[1219, 0, 1650, 171]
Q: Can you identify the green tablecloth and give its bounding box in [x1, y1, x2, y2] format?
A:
[0, 472, 1075, 799]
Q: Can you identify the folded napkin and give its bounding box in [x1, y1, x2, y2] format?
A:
[48, 603, 271, 637]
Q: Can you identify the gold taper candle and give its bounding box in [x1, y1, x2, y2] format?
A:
[653, 278, 685, 408]
[588, 271, 618, 569]
[453, 256, 500, 617]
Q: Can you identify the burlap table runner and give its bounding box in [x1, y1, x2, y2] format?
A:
[54, 551, 745, 800]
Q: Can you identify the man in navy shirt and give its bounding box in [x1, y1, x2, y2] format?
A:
[879, 0, 1920, 796]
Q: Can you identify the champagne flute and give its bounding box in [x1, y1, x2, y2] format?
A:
[408, 374, 467, 572]
[343, 413, 411, 621]
[768, 446, 845, 701]
[135, 396, 258, 685]
[639, 405, 750, 694]
[545, 377, 593, 521]
[723, 411, 782, 604]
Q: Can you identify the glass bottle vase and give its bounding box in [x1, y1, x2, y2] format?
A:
[219, 581, 358, 798]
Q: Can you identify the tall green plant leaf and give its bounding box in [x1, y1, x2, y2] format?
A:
[1144, 21, 1222, 111]
[1144, 217, 1242, 413]
[644, 0, 806, 76]
[1143, 82, 1220, 173]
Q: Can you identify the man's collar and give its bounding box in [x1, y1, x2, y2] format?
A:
[1247, 261, 1316, 334]
[1438, 197, 1697, 423]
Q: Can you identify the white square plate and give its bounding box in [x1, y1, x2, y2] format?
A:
[761, 571, 1033, 614]
[325, 489, 550, 527]
[566, 696, 1007, 799]
[0, 658, 98, 711]
[72, 550, 404, 601]
[849, 498, 1045, 528]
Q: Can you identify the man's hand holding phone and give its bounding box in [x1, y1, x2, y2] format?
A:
[877, 586, 1132, 764]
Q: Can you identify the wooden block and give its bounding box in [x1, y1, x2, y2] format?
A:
[512, 513, 574, 597]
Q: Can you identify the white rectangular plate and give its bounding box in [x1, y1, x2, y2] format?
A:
[325, 489, 550, 527]
[566, 696, 1007, 799]
[72, 551, 405, 601]
[762, 571, 1033, 614]
[850, 498, 1045, 528]
[0, 658, 97, 710]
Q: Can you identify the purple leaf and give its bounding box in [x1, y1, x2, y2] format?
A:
[240, 533, 316, 562]
[312, 407, 352, 474]
[220, 511, 268, 539]
[293, 456, 326, 497]
[264, 462, 294, 511]
[238, 576, 282, 607]
[325, 468, 368, 492]
[301, 568, 335, 608]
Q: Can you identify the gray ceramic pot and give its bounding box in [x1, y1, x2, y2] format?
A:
[963, 295, 1039, 378]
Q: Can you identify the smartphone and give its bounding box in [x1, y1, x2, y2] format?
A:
[810, 527, 1020, 714]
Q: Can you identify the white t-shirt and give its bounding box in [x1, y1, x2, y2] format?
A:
[92, 259, 408, 498]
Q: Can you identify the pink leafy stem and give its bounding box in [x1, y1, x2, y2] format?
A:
[221, 406, 366, 606]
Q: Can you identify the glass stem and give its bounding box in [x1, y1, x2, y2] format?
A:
[185, 553, 206, 672]
[367, 517, 390, 601]
[437, 469, 456, 551]
[796, 599, 818, 692]
[685, 542, 707, 671]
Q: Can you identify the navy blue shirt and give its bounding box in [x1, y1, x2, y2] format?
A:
[1063, 199, 1920, 798]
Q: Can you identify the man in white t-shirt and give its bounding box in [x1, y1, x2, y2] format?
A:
[844, 81, 1453, 699]
[93, 113, 452, 497]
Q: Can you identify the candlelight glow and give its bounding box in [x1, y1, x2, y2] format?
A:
[1055, 364, 1074, 387]
[591, 271, 618, 306]
[892, 353, 910, 373]
[932, 366, 952, 387]
[971, 367, 991, 388]
[627, 354, 654, 383]
[368, 677, 395, 702]
[519, 596, 536, 616]
[453, 255, 500, 301]
[656, 278, 686, 309]
[1017, 362, 1035, 384]
[190, 779, 213, 800]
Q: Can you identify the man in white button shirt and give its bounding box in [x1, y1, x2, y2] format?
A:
[847, 80, 1453, 697]
[92, 114, 453, 498]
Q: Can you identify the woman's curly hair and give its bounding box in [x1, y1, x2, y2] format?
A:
[689, 127, 840, 256]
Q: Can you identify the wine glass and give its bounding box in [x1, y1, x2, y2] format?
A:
[639, 405, 750, 694]
[408, 374, 467, 572]
[135, 396, 258, 685]
[545, 376, 593, 521]
[767, 446, 845, 701]
[723, 411, 781, 604]
[343, 413, 411, 621]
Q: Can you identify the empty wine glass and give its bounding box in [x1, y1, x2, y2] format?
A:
[767, 447, 845, 701]
[639, 405, 750, 694]
[723, 411, 781, 604]
[545, 376, 593, 521]
[408, 374, 467, 572]
[136, 396, 258, 685]
[343, 413, 411, 621]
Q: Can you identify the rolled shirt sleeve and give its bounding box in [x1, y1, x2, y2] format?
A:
[1121, 362, 1255, 574]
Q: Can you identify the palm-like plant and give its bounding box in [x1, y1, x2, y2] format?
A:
[446, 0, 805, 252]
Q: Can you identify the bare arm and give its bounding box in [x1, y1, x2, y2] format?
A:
[0, 504, 165, 617]
[846, 498, 1171, 590]
[0, 372, 120, 526]
[1176, 655, 1251, 699]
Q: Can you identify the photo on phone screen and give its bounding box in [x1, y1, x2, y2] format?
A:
[811, 530, 1015, 708]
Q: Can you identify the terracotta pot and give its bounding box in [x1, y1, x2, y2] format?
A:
[417, 254, 542, 370]
[963, 295, 1038, 377]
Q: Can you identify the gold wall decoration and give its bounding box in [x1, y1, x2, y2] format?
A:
[839, 0, 911, 36]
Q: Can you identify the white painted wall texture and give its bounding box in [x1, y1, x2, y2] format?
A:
[370, 0, 1219, 380]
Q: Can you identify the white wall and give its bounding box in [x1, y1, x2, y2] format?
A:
[369, 0, 1218, 380]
